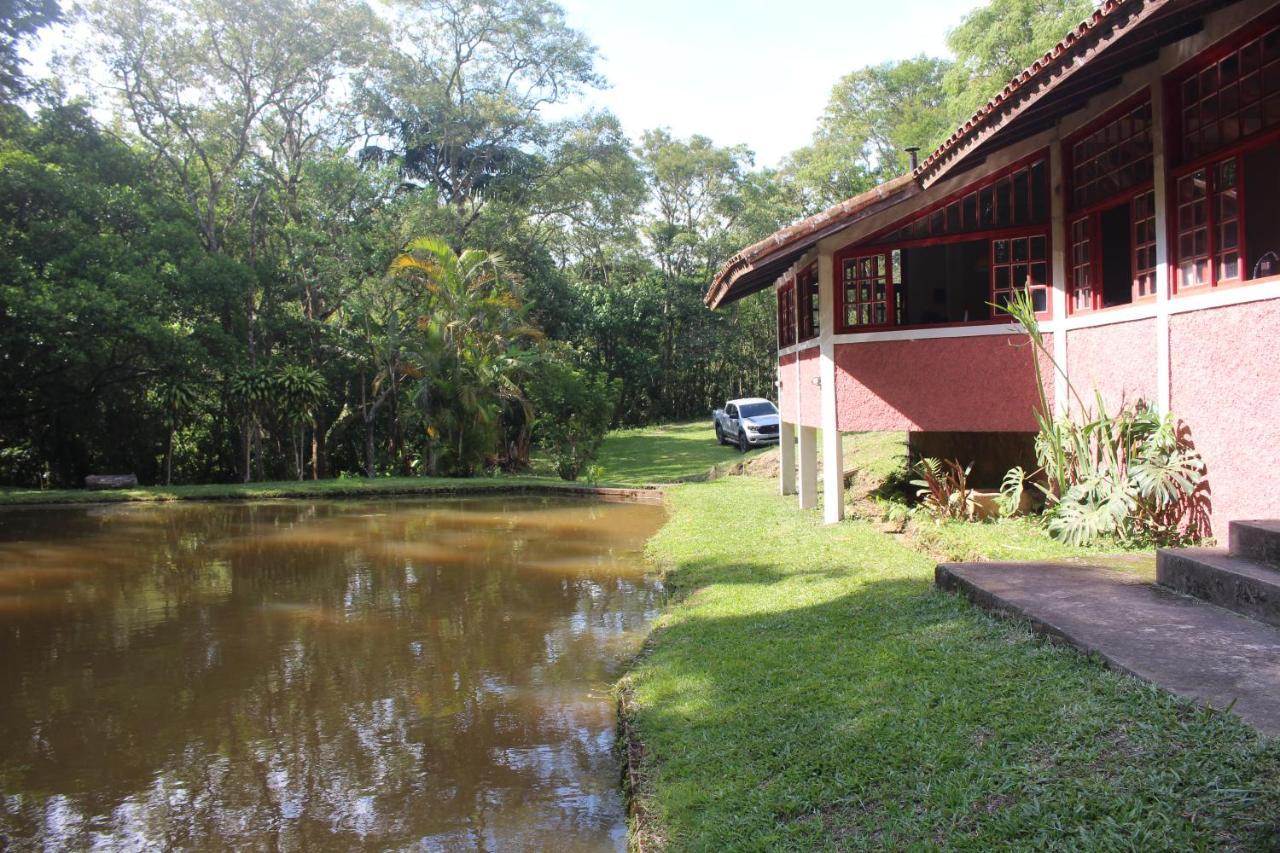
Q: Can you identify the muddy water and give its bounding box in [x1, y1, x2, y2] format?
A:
[0, 496, 665, 851]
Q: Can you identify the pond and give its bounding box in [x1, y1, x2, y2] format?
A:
[0, 496, 666, 850]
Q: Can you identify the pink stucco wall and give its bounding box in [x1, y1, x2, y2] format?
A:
[1065, 318, 1158, 416]
[797, 349, 823, 429]
[777, 352, 798, 422]
[834, 334, 1054, 432]
[1170, 298, 1280, 538]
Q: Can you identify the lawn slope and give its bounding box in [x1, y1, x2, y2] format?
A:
[624, 476, 1280, 849]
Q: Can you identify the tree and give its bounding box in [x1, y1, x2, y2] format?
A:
[0, 102, 213, 486]
[788, 57, 953, 211]
[359, 0, 605, 246]
[390, 237, 541, 475]
[0, 0, 60, 101]
[943, 0, 1097, 125]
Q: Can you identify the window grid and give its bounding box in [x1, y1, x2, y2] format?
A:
[841, 254, 895, 329]
[1177, 169, 1212, 289]
[797, 264, 820, 341]
[1071, 101, 1154, 210]
[1133, 191, 1158, 299]
[991, 236, 1050, 314]
[1215, 159, 1241, 283]
[777, 282, 796, 348]
[1181, 24, 1280, 162]
[877, 159, 1049, 245]
[1070, 217, 1093, 311]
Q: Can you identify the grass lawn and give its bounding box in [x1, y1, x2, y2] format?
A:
[0, 421, 757, 505]
[581, 421, 769, 486]
[623, 476, 1280, 849]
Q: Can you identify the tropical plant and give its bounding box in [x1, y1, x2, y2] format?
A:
[910, 457, 979, 521]
[390, 237, 542, 476]
[158, 379, 200, 485]
[998, 291, 1206, 546]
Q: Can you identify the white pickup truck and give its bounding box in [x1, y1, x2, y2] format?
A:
[712, 398, 781, 452]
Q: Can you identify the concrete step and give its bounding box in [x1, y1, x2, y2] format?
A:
[1230, 520, 1280, 569]
[936, 560, 1280, 736]
[1157, 548, 1280, 628]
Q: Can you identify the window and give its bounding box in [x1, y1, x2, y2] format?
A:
[1070, 218, 1093, 311]
[1065, 95, 1156, 311]
[837, 154, 1052, 331]
[777, 280, 796, 348]
[1180, 24, 1280, 163]
[876, 158, 1050, 244]
[796, 263, 819, 341]
[1133, 190, 1158, 299]
[1070, 101, 1153, 210]
[1172, 18, 1280, 292]
[840, 252, 897, 329]
[992, 235, 1049, 313]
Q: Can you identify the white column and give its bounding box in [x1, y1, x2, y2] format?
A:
[818, 247, 844, 524]
[1150, 79, 1173, 415]
[798, 425, 818, 509]
[1049, 137, 1070, 417]
[779, 421, 797, 496]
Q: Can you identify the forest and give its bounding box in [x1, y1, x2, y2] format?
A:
[0, 0, 1094, 486]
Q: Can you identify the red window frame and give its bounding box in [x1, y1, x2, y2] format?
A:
[796, 263, 819, 341]
[1167, 13, 1280, 294]
[836, 151, 1053, 332]
[1173, 159, 1243, 291]
[1064, 92, 1157, 313]
[866, 151, 1052, 248]
[836, 250, 898, 331]
[992, 234, 1050, 314]
[777, 279, 796, 348]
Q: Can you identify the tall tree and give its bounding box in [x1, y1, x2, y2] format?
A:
[360, 0, 605, 246]
[788, 56, 953, 211]
[944, 0, 1097, 124]
[0, 0, 59, 101]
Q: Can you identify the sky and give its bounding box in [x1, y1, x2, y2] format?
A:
[552, 0, 977, 168]
[23, 0, 979, 169]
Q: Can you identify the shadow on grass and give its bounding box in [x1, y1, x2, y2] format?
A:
[626, 569, 1280, 849]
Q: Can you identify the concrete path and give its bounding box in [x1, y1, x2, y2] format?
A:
[936, 561, 1280, 737]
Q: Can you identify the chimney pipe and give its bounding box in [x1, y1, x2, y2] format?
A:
[904, 146, 920, 172]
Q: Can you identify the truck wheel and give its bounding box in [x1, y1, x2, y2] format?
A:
[738, 431, 750, 453]
[715, 424, 725, 445]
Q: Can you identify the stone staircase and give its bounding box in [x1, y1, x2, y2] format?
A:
[1158, 520, 1280, 627]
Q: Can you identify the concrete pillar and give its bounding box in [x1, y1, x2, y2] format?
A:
[779, 421, 797, 496]
[798, 425, 818, 510]
[817, 246, 845, 523]
[1150, 77, 1173, 415]
[1049, 137, 1069, 417]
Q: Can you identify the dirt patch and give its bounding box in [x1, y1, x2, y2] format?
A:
[617, 689, 666, 853]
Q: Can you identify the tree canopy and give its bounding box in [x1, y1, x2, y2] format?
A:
[0, 0, 1097, 486]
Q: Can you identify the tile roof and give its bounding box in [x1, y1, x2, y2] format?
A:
[915, 0, 1144, 181]
[707, 0, 1159, 309]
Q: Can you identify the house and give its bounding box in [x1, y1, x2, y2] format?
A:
[708, 0, 1280, 537]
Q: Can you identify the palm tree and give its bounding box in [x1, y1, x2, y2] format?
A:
[389, 237, 541, 475]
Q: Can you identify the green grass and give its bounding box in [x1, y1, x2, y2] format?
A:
[586, 421, 767, 486]
[624, 476, 1280, 850]
[903, 516, 1154, 569]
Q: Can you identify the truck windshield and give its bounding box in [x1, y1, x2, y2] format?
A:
[738, 402, 777, 418]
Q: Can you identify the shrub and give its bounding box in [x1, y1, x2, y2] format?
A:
[999, 291, 1205, 546]
[910, 457, 979, 521]
[526, 350, 620, 481]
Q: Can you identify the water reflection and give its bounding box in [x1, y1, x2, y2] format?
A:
[0, 497, 665, 850]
